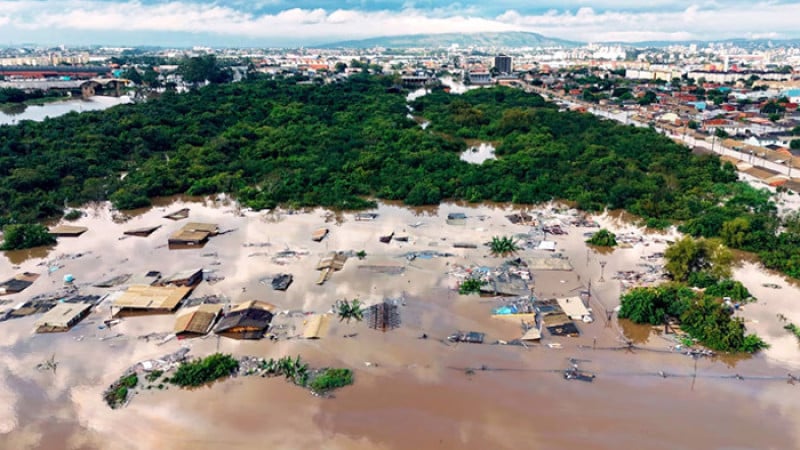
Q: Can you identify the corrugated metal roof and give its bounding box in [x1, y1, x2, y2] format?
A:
[113, 285, 192, 310]
[174, 304, 222, 335]
[35, 302, 92, 328]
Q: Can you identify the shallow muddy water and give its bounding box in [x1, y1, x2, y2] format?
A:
[1, 200, 799, 450]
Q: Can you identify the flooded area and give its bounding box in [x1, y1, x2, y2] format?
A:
[1, 199, 799, 449]
[460, 143, 497, 164]
[0, 96, 131, 125]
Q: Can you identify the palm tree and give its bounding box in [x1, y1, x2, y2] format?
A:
[335, 299, 364, 323]
[489, 236, 520, 257]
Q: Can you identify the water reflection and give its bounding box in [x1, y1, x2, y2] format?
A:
[0, 96, 132, 126]
[3, 246, 55, 266]
[0, 198, 798, 450]
[619, 318, 655, 344]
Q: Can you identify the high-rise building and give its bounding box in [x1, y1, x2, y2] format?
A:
[494, 54, 512, 74]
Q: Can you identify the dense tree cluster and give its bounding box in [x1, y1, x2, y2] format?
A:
[620, 238, 765, 353]
[0, 76, 796, 278]
[0, 87, 68, 104]
[664, 236, 732, 282]
[619, 283, 766, 353]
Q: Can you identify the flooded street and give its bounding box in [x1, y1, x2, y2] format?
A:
[1, 199, 799, 449]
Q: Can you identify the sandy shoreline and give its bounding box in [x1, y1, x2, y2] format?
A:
[1, 198, 799, 449]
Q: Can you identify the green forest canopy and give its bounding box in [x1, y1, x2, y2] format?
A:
[0, 75, 797, 276]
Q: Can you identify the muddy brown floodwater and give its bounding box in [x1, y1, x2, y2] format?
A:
[1, 199, 799, 450]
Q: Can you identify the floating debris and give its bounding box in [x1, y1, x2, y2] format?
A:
[355, 212, 379, 221]
[271, 274, 294, 291]
[163, 208, 190, 220]
[357, 265, 405, 275]
[403, 250, 454, 261]
[447, 331, 485, 344]
[312, 228, 329, 242]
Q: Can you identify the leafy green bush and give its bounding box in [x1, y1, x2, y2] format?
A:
[1, 224, 56, 250]
[489, 236, 520, 257]
[618, 283, 693, 325]
[459, 278, 486, 295]
[104, 373, 139, 408]
[586, 228, 617, 247]
[704, 279, 753, 302]
[687, 271, 718, 288]
[679, 296, 767, 353]
[309, 368, 353, 393]
[64, 209, 83, 221]
[169, 353, 239, 387]
[784, 323, 800, 340]
[145, 370, 164, 383]
[644, 217, 671, 230]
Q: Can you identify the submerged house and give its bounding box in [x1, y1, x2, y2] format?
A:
[174, 304, 223, 338]
[123, 225, 161, 237]
[214, 300, 276, 339]
[111, 285, 193, 317]
[0, 272, 39, 295]
[161, 268, 204, 287]
[168, 223, 219, 246]
[35, 302, 92, 333]
[48, 225, 88, 237]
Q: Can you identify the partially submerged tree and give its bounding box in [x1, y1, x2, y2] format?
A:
[1, 224, 56, 250]
[586, 228, 617, 247]
[488, 236, 520, 257]
[335, 299, 364, 323]
[664, 236, 732, 282]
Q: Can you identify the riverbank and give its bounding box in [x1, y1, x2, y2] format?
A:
[1, 198, 799, 449]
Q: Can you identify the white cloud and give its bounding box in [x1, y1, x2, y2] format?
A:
[0, 0, 798, 43]
[494, 3, 800, 42]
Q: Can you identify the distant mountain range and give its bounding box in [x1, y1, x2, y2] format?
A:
[320, 32, 582, 49]
[319, 32, 800, 50]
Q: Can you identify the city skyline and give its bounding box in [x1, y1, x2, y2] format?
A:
[1, 1, 800, 47]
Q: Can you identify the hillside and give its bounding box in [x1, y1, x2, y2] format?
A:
[320, 31, 581, 49]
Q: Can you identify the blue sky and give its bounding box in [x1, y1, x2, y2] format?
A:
[1, 1, 799, 47]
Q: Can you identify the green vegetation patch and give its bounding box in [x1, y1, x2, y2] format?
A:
[1, 75, 797, 280]
[169, 353, 239, 387]
[620, 237, 766, 353]
[335, 299, 364, 323]
[489, 235, 520, 257]
[586, 228, 617, 247]
[785, 323, 800, 341]
[459, 278, 486, 295]
[1, 224, 56, 250]
[145, 370, 164, 383]
[104, 373, 138, 409]
[309, 368, 354, 394]
[63, 209, 83, 221]
[619, 284, 766, 353]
